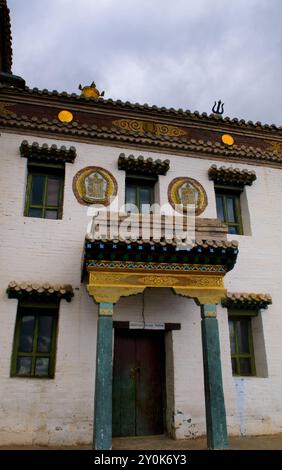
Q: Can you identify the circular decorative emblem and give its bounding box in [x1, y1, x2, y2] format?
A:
[58, 110, 74, 123]
[168, 177, 208, 215]
[73, 166, 117, 206]
[221, 134, 234, 146]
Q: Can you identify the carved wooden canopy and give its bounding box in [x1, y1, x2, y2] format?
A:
[85, 214, 239, 305]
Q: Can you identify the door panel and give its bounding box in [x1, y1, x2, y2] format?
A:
[113, 329, 165, 437]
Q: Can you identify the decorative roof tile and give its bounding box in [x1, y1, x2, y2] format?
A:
[208, 164, 257, 186]
[7, 281, 74, 303]
[85, 232, 238, 250]
[1, 84, 282, 134]
[118, 153, 170, 175]
[20, 140, 77, 164]
[85, 235, 239, 272]
[0, 112, 280, 168]
[222, 292, 272, 310]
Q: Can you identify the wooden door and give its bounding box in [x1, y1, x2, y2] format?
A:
[113, 329, 165, 437]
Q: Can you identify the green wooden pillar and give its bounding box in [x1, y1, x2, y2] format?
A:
[93, 302, 113, 450]
[201, 304, 228, 449]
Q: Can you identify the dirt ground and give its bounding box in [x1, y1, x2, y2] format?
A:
[113, 434, 282, 450]
[1, 434, 282, 450]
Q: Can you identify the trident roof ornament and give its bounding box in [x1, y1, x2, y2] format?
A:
[212, 100, 224, 115]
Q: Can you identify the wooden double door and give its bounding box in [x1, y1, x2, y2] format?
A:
[113, 329, 165, 437]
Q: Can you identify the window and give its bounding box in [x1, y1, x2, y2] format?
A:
[228, 315, 256, 376]
[11, 304, 59, 378]
[215, 189, 243, 235]
[125, 175, 156, 213]
[24, 163, 65, 219]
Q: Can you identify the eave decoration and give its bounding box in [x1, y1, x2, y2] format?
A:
[84, 219, 239, 304]
[112, 118, 187, 138]
[222, 292, 272, 310]
[168, 177, 208, 215]
[73, 166, 117, 206]
[118, 153, 170, 176]
[208, 165, 257, 186]
[20, 140, 77, 164]
[7, 282, 74, 303]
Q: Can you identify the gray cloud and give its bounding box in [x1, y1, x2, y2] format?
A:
[8, 0, 282, 124]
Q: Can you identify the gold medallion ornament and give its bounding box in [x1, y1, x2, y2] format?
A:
[73, 166, 117, 206]
[168, 177, 208, 216]
[221, 134, 234, 146]
[58, 110, 74, 123]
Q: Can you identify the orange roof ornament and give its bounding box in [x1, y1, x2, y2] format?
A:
[79, 82, 105, 99]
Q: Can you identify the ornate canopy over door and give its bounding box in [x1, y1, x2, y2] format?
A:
[84, 214, 238, 305]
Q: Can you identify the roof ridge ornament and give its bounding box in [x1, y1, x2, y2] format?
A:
[79, 82, 105, 99]
[212, 100, 224, 115]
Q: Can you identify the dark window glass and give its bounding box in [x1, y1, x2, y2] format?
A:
[25, 166, 64, 220]
[239, 358, 252, 375]
[45, 210, 58, 220]
[125, 178, 155, 213]
[227, 197, 236, 222]
[125, 185, 137, 206]
[35, 358, 50, 377]
[28, 208, 43, 218]
[12, 306, 58, 378]
[139, 187, 152, 213]
[17, 356, 32, 376]
[19, 315, 35, 352]
[37, 316, 53, 353]
[228, 226, 238, 235]
[30, 175, 45, 205]
[215, 190, 243, 235]
[228, 316, 255, 376]
[216, 194, 224, 221]
[237, 318, 250, 354]
[46, 178, 61, 205]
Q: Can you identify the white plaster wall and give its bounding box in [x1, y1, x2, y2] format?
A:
[0, 131, 282, 443]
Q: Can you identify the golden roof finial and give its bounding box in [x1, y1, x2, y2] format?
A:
[78, 81, 105, 99]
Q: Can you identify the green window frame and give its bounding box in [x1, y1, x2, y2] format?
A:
[11, 303, 59, 378]
[24, 163, 65, 220]
[125, 175, 156, 213]
[215, 188, 243, 235]
[228, 314, 256, 376]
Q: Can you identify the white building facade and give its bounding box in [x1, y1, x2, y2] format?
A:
[0, 0, 282, 450]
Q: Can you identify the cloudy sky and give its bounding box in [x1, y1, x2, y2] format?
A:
[8, 0, 282, 125]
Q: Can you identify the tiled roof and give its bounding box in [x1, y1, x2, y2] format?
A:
[85, 233, 238, 249]
[1, 83, 282, 134]
[20, 140, 77, 163]
[1, 110, 281, 167]
[208, 164, 257, 186]
[222, 292, 272, 310]
[7, 282, 74, 302]
[85, 236, 239, 272]
[118, 153, 170, 176]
